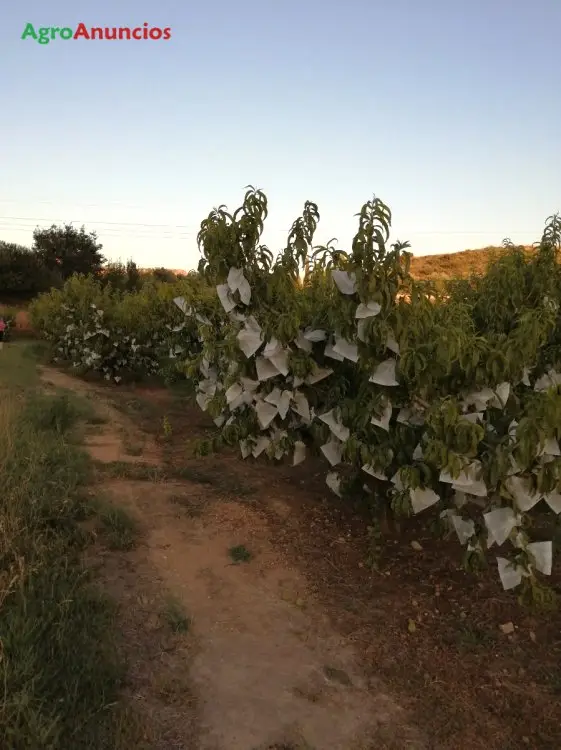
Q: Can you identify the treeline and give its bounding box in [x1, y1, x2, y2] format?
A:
[0, 223, 187, 301]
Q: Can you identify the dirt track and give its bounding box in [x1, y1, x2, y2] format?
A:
[36, 364, 561, 750]
[40, 366, 425, 750]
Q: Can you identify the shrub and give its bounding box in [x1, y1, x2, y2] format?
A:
[31, 188, 561, 601]
[29, 274, 206, 382]
[100, 260, 142, 293]
[150, 267, 180, 283]
[173, 188, 561, 601]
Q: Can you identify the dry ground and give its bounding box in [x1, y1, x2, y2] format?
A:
[38, 365, 561, 750]
[41, 367, 423, 750]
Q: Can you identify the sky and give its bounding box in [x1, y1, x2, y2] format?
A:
[1, 0, 560, 271]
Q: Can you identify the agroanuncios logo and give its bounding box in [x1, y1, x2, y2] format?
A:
[21, 22, 172, 44]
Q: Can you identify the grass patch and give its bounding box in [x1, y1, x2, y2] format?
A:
[110, 396, 160, 425]
[23, 338, 51, 360]
[96, 502, 139, 551]
[96, 460, 254, 499]
[228, 544, 252, 564]
[97, 460, 165, 482]
[124, 441, 144, 456]
[162, 595, 191, 633]
[0, 372, 126, 748]
[172, 465, 255, 497]
[254, 741, 314, 750]
[0, 339, 40, 389]
[171, 466, 219, 485]
[23, 390, 84, 434]
[121, 429, 145, 456]
[169, 492, 205, 517]
[80, 395, 109, 425]
[454, 622, 497, 650]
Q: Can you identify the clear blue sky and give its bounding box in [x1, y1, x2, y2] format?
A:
[1, 0, 560, 270]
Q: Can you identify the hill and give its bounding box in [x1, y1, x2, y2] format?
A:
[142, 248, 536, 283]
[409, 245, 534, 281]
[139, 268, 188, 276]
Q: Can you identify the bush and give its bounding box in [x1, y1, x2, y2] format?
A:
[100, 260, 142, 293]
[173, 189, 561, 601]
[29, 274, 207, 382]
[150, 267, 180, 283]
[31, 188, 561, 601]
[0, 241, 61, 300]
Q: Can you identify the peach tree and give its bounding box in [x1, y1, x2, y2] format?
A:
[175, 187, 561, 602]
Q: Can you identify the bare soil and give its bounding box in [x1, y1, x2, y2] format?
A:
[40, 367, 424, 750]
[40, 366, 561, 750]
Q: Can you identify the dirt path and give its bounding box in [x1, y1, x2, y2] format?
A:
[40, 366, 425, 750]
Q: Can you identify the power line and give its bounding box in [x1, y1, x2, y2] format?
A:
[0, 223, 193, 238]
[398, 230, 536, 236]
[0, 198, 166, 209]
[0, 220, 292, 241]
[0, 215, 195, 229]
[0, 230, 194, 243]
[0, 216, 196, 240]
[0, 215, 541, 246]
[0, 213, 543, 237]
[0, 221, 192, 234]
[0, 218, 538, 237]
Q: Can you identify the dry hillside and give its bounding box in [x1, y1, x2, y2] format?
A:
[165, 246, 533, 282]
[409, 245, 534, 281]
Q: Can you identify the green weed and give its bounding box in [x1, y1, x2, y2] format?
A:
[23, 391, 83, 434]
[450, 622, 497, 651]
[162, 595, 191, 633]
[228, 544, 252, 564]
[97, 460, 164, 482]
[0, 389, 126, 749]
[97, 503, 139, 551]
[0, 340, 40, 389]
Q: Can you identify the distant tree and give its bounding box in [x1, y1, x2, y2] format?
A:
[125, 259, 141, 291]
[102, 259, 142, 293]
[101, 261, 127, 291]
[33, 223, 105, 281]
[151, 267, 178, 283]
[0, 241, 62, 300]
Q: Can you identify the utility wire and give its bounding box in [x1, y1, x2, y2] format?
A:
[0, 198, 179, 210]
[0, 215, 195, 229]
[0, 214, 541, 236]
[0, 228, 194, 242]
[0, 221, 537, 238]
